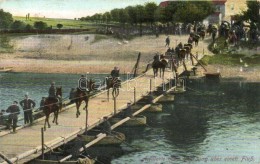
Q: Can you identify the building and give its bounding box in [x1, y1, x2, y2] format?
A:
[159, 0, 248, 25]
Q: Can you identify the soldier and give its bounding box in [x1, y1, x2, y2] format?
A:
[165, 36, 170, 47]
[6, 101, 20, 133]
[49, 82, 57, 99]
[102, 116, 111, 135]
[20, 94, 36, 125]
[40, 97, 46, 111]
[111, 67, 120, 80]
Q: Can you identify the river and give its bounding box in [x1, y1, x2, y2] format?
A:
[85, 79, 260, 164]
[0, 72, 129, 123]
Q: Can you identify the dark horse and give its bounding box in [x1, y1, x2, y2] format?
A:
[152, 55, 168, 78]
[106, 77, 121, 101]
[73, 79, 95, 118]
[43, 87, 62, 130]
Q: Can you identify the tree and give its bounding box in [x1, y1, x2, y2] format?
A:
[135, 5, 145, 36]
[159, 1, 214, 24]
[159, 2, 178, 23]
[103, 12, 111, 24]
[25, 24, 33, 31]
[118, 9, 129, 26]
[126, 6, 138, 25]
[34, 21, 48, 30]
[144, 2, 158, 26]
[56, 23, 63, 29]
[0, 9, 13, 29]
[11, 20, 26, 30]
[111, 8, 120, 22]
[242, 1, 260, 29]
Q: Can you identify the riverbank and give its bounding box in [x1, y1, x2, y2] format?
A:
[0, 34, 259, 81]
[197, 64, 260, 82]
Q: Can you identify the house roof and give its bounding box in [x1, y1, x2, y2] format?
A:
[212, 0, 227, 5]
[159, 1, 170, 8]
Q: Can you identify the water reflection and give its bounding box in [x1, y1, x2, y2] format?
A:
[111, 80, 260, 164]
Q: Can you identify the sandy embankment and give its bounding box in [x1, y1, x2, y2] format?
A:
[0, 34, 259, 81]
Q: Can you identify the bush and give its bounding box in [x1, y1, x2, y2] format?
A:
[34, 21, 48, 30]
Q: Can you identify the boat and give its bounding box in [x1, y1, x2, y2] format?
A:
[0, 67, 12, 73]
[204, 72, 221, 78]
[78, 131, 125, 146]
[147, 103, 162, 112]
[157, 94, 175, 103]
[204, 72, 221, 83]
[110, 115, 146, 127]
[32, 156, 94, 164]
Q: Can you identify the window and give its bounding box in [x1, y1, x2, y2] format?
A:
[231, 4, 234, 10]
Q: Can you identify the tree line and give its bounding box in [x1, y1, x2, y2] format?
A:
[0, 9, 64, 31]
[79, 2, 215, 26]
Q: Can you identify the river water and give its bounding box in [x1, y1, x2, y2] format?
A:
[1, 73, 260, 164]
[88, 79, 260, 164]
[0, 72, 129, 123]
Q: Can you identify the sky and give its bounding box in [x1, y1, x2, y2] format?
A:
[0, 0, 164, 19]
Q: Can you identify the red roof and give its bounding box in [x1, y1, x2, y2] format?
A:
[159, 1, 170, 8]
[212, 0, 227, 5]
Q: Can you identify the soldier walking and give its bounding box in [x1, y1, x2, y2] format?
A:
[6, 101, 20, 133]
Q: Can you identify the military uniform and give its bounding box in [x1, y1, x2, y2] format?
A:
[20, 98, 36, 124]
[49, 85, 57, 98]
[6, 103, 20, 132]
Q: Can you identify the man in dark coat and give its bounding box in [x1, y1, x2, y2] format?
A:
[165, 36, 170, 47]
[102, 116, 111, 135]
[20, 94, 36, 125]
[6, 101, 20, 132]
[40, 97, 45, 111]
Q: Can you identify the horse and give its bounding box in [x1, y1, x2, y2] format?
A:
[106, 77, 121, 101]
[43, 87, 62, 130]
[199, 30, 206, 40]
[152, 55, 168, 78]
[184, 44, 192, 60]
[73, 79, 95, 118]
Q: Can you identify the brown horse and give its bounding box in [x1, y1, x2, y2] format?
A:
[177, 49, 186, 64]
[106, 77, 121, 101]
[43, 87, 62, 130]
[152, 56, 168, 78]
[73, 79, 95, 118]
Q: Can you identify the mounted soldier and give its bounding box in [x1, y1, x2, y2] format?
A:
[49, 82, 57, 99]
[111, 66, 120, 80]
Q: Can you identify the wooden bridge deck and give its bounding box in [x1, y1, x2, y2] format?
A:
[0, 56, 200, 163]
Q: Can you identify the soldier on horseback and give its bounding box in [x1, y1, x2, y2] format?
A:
[111, 66, 120, 79]
[48, 82, 61, 103]
[49, 82, 57, 99]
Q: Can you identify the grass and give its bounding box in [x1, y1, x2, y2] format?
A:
[13, 16, 97, 30]
[204, 36, 260, 66]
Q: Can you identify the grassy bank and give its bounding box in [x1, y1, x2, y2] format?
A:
[200, 37, 260, 66]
